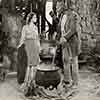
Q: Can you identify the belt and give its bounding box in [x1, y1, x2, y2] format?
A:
[25, 37, 35, 40]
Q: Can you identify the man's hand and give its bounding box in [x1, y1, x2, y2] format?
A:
[60, 37, 67, 44]
[60, 37, 67, 48]
[17, 45, 20, 49]
[17, 43, 22, 49]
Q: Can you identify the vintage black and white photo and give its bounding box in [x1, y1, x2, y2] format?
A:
[0, 0, 100, 100]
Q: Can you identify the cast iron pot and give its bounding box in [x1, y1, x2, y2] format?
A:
[35, 66, 61, 90]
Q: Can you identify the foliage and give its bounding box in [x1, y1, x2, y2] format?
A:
[0, 8, 23, 71]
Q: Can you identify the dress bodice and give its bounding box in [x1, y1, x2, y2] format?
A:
[24, 24, 38, 39]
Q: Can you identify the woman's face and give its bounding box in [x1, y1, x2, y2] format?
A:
[31, 14, 37, 23]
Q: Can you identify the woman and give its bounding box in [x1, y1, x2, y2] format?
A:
[18, 12, 40, 86]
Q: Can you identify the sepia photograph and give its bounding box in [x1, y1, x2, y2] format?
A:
[0, 0, 100, 100]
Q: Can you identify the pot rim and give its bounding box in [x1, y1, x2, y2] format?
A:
[36, 67, 59, 72]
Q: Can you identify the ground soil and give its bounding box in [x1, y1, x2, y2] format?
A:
[0, 68, 100, 100]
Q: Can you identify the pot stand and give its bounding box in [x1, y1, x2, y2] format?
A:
[35, 46, 61, 90]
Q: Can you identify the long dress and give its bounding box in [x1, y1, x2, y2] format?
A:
[20, 24, 40, 66]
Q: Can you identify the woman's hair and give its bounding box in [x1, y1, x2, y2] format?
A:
[26, 12, 36, 24]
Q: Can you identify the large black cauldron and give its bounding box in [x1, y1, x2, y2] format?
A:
[35, 65, 61, 90]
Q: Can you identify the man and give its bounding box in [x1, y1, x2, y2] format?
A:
[56, 0, 81, 92]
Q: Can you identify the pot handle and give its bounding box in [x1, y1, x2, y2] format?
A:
[51, 46, 57, 66]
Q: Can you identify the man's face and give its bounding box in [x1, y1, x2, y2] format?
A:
[56, 1, 64, 14]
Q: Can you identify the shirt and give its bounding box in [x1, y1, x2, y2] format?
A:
[19, 24, 39, 47]
[61, 10, 77, 39]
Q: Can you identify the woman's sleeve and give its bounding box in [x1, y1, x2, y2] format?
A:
[18, 26, 26, 48]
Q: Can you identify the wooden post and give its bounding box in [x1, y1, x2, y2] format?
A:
[41, 0, 46, 33]
[65, 0, 72, 9]
[37, 0, 41, 34]
[31, 0, 37, 10]
[11, 0, 16, 11]
[53, 0, 57, 32]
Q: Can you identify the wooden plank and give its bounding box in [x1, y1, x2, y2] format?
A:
[78, 60, 87, 63]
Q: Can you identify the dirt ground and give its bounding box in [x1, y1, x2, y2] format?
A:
[0, 68, 100, 100]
